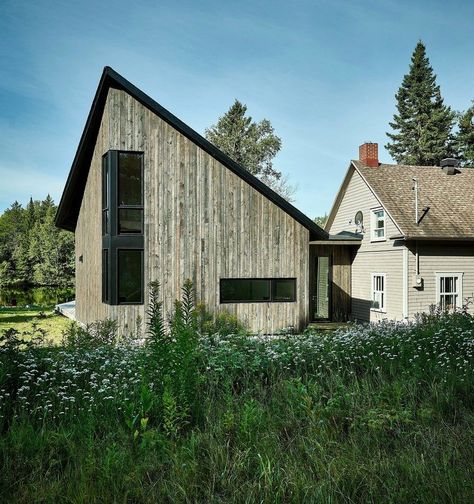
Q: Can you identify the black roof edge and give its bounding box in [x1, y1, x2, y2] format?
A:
[55, 66, 328, 240]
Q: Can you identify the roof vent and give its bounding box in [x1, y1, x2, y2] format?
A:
[440, 158, 459, 175]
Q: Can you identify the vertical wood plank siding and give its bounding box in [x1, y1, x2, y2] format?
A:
[75, 89, 310, 333]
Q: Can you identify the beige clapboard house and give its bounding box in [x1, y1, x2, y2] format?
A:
[327, 143, 474, 322]
[55, 67, 359, 333]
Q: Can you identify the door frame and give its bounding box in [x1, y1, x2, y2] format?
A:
[309, 245, 333, 322]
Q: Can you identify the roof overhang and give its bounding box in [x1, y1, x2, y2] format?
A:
[55, 67, 328, 241]
[391, 235, 474, 242]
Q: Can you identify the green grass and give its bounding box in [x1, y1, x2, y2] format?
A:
[0, 307, 71, 344]
[0, 310, 473, 502]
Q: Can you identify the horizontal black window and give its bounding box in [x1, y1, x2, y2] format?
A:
[220, 278, 296, 303]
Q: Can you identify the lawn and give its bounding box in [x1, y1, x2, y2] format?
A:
[0, 288, 473, 503]
[0, 306, 71, 344]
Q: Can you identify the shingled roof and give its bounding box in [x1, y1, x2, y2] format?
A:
[352, 160, 474, 240]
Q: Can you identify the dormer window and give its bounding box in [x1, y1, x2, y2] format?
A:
[371, 208, 385, 241]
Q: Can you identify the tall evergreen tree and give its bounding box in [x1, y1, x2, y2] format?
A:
[386, 41, 456, 166]
[205, 100, 296, 201]
[454, 103, 474, 166]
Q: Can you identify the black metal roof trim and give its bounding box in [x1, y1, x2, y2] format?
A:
[55, 67, 328, 240]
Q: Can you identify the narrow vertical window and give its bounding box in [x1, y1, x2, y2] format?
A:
[118, 153, 143, 234]
[437, 273, 462, 310]
[102, 156, 109, 236]
[371, 208, 385, 241]
[118, 250, 143, 303]
[371, 273, 386, 311]
[102, 249, 109, 303]
[102, 150, 144, 305]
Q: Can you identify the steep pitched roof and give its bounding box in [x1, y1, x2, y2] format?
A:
[330, 159, 474, 240]
[55, 67, 328, 240]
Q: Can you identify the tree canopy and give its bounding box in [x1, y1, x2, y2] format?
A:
[205, 100, 296, 201]
[454, 103, 474, 167]
[386, 41, 456, 166]
[0, 197, 74, 288]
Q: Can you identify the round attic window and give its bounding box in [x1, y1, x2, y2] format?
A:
[354, 211, 363, 226]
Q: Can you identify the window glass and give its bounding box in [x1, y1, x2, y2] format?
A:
[118, 153, 142, 206]
[221, 279, 271, 302]
[372, 274, 385, 310]
[119, 209, 143, 234]
[220, 279, 296, 303]
[439, 275, 460, 310]
[102, 162, 109, 210]
[273, 279, 296, 302]
[118, 250, 143, 303]
[372, 209, 385, 239]
[102, 250, 109, 303]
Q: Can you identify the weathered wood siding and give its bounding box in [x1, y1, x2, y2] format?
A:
[309, 245, 352, 322]
[75, 88, 310, 333]
[407, 242, 474, 316]
[328, 169, 405, 321]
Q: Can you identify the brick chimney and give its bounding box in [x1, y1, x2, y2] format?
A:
[359, 142, 379, 167]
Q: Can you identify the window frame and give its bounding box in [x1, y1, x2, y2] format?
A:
[219, 278, 297, 304]
[117, 151, 144, 235]
[435, 272, 463, 310]
[102, 150, 145, 306]
[371, 273, 386, 312]
[371, 207, 386, 242]
[116, 248, 144, 305]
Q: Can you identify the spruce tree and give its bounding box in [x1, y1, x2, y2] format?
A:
[386, 41, 455, 166]
[205, 100, 295, 201]
[454, 103, 474, 167]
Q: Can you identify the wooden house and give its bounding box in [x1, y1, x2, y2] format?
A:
[327, 143, 474, 321]
[55, 67, 359, 333]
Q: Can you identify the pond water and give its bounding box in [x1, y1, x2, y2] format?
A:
[0, 287, 75, 307]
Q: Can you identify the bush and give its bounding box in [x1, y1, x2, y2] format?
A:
[0, 307, 473, 502]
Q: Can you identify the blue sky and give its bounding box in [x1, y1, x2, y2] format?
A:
[1, 0, 473, 219]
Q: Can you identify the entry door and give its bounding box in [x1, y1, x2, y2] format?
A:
[313, 255, 331, 320]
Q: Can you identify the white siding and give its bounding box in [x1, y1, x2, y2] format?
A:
[329, 169, 405, 321]
[407, 243, 474, 316]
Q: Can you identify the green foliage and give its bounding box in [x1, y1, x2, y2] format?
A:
[314, 213, 328, 228]
[0, 196, 74, 288]
[205, 100, 295, 201]
[454, 103, 474, 167]
[145, 279, 202, 435]
[194, 302, 247, 336]
[0, 312, 473, 502]
[62, 319, 118, 348]
[386, 41, 456, 165]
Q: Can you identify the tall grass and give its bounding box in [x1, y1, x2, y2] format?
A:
[0, 289, 473, 502]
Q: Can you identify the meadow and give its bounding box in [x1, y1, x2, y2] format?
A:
[0, 283, 473, 503]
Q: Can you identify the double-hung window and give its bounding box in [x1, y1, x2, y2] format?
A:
[371, 273, 386, 311]
[371, 208, 385, 241]
[436, 273, 463, 310]
[102, 151, 144, 305]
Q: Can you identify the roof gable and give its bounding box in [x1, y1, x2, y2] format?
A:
[55, 67, 327, 240]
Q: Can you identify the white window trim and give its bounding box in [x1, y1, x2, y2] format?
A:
[371, 273, 386, 313]
[370, 207, 386, 242]
[435, 272, 463, 310]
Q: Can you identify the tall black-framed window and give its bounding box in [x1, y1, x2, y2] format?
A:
[220, 278, 297, 304]
[102, 150, 144, 305]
